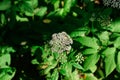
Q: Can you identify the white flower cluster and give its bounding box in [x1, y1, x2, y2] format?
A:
[75, 53, 84, 64]
[49, 32, 73, 53]
[103, 0, 120, 8]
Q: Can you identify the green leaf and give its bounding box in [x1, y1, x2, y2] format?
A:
[31, 0, 38, 8]
[75, 36, 99, 49]
[0, 67, 16, 80]
[85, 73, 98, 80]
[19, 1, 33, 14]
[70, 27, 90, 38]
[0, 54, 11, 68]
[116, 52, 120, 73]
[83, 48, 98, 55]
[60, 63, 72, 77]
[102, 47, 116, 77]
[16, 15, 29, 22]
[102, 47, 116, 57]
[72, 62, 84, 70]
[89, 65, 97, 73]
[34, 7, 47, 17]
[97, 31, 109, 46]
[109, 18, 120, 32]
[44, 60, 57, 74]
[71, 70, 79, 80]
[51, 69, 59, 80]
[64, 0, 76, 12]
[101, 8, 112, 16]
[83, 53, 100, 71]
[0, 0, 11, 10]
[114, 37, 120, 48]
[1, 14, 6, 25]
[51, 0, 60, 10]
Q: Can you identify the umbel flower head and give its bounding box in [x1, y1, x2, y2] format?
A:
[103, 0, 120, 8]
[49, 32, 73, 53]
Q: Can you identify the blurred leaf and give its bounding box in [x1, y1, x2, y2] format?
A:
[51, 0, 60, 10]
[34, 7, 47, 17]
[89, 65, 97, 73]
[0, 54, 11, 68]
[0, 0, 11, 10]
[116, 52, 120, 73]
[60, 63, 72, 77]
[0, 14, 6, 25]
[102, 47, 116, 77]
[101, 8, 112, 16]
[64, 0, 76, 12]
[16, 15, 29, 22]
[31, 0, 38, 8]
[83, 53, 100, 71]
[85, 73, 98, 80]
[44, 60, 57, 74]
[71, 70, 79, 80]
[75, 36, 99, 49]
[51, 69, 59, 80]
[114, 37, 120, 49]
[0, 67, 16, 80]
[19, 0, 33, 14]
[83, 48, 98, 55]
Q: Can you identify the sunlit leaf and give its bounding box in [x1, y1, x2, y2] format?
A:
[83, 48, 98, 55]
[114, 37, 120, 49]
[34, 7, 47, 17]
[102, 47, 116, 77]
[97, 31, 109, 46]
[51, 69, 59, 80]
[75, 36, 99, 49]
[83, 53, 100, 71]
[85, 73, 98, 80]
[109, 18, 120, 32]
[0, 54, 11, 68]
[16, 15, 29, 22]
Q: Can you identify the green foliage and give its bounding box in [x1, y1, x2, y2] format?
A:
[1, 0, 120, 80]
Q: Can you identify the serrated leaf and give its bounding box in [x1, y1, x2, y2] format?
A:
[83, 48, 98, 55]
[102, 47, 116, 77]
[0, 54, 11, 68]
[83, 53, 100, 71]
[75, 36, 99, 49]
[114, 37, 120, 48]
